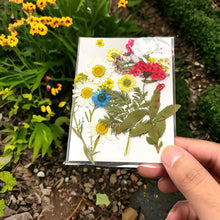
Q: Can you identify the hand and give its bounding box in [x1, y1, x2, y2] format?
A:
[138, 137, 220, 220]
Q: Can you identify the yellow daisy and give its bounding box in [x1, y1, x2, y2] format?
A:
[118, 74, 136, 92]
[106, 48, 123, 62]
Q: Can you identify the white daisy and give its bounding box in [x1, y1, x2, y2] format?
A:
[89, 118, 112, 144]
[73, 81, 96, 107]
[85, 59, 114, 84]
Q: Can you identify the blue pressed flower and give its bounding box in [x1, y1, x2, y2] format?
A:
[92, 89, 110, 107]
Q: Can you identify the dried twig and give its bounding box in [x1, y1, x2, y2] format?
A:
[12, 162, 21, 175]
[65, 198, 83, 220]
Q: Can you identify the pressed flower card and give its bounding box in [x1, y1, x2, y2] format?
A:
[66, 37, 180, 167]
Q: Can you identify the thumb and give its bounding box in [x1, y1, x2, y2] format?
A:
[162, 145, 220, 220]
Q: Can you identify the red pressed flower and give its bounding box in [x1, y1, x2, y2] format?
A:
[46, 85, 51, 91]
[129, 67, 141, 76]
[134, 61, 149, 72]
[45, 76, 50, 82]
[156, 83, 165, 90]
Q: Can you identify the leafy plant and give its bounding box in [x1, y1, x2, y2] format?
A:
[197, 84, 220, 142]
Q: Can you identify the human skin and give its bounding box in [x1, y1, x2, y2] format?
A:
[138, 137, 220, 220]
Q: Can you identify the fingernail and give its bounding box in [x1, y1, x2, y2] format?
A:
[139, 164, 158, 168]
[166, 207, 176, 220]
[162, 146, 183, 168]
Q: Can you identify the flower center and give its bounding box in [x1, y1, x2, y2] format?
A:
[97, 93, 106, 102]
[123, 79, 131, 87]
[96, 123, 108, 135]
[81, 88, 93, 98]
[92, 65, 105, 77]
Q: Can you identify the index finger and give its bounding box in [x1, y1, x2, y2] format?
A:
[175, 137, 220, 175]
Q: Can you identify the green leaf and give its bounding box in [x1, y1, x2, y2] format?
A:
[148, 120, 166, 144]
[0, 199, 6, 217]
[130, 121, 152, 137]
[96, 193, 110, 207]
[0, 171, 17, 193]
[55, 116, 70, 126]
[116, 109, 148, 134]
[29, 123, 53, 161]
[149, 88, 160, 120]
[31, 115, 49, 123]
[0, 152, 12, 170]
[156, 104, 181, 121]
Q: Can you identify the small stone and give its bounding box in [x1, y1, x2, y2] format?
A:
[116, 169, 121, 176]
[121, 169, 128, 175]
[84, 183, 93, 188]
[5, 212, 33, 220]
[89, 178, 95, 186]
[85, 187, 91, 194]
[130, 173, 138, 183]
[112, 204, 118, 213]
[37, 171, 45, 178]
[110, 174, 117, 185]
[8, 195, 17, 209]
[2, 207, 17, 218]
[33, 168, 38, 174]
[137, 181, 143, 186]
[98, 178, 104, 183]
[65, 177, 69, 182]
[33, 213, 39, 219]
[55, 177, 64, 189]
[70, 175, 78, 184]
[83, 168, 88, 173]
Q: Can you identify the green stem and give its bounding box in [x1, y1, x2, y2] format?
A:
[13, 47, 29, 69]
[124, 134, 130, 156]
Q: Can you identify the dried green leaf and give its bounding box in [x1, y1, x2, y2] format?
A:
[96, 193, 110, 207]
[116, 109, 148, 134]
[147, 120, 166, 145]
[93, 136, 100, 152]
[156, 104, 181, 121]
[149, 88, 160, 119]
[130, 121, 152, 137]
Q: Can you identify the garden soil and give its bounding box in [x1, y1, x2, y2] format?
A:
[0, 1, 215, 220]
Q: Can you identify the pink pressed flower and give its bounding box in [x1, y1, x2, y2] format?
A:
[156, 83, 165, 90]
[126, 39, 134, 53]
[46, 85, 51, 91]
[45, 76, 50, 82]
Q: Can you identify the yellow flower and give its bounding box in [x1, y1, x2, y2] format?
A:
[41, 105, 46, 112]
[107, 48, 123, 62]
[24, 123, 30, 128]
[37, 23, 48, 36]
[96, 39, 104, 47]
[7, 35, 19, 47]
[103, 78, 114, 89]
[22, 93, 32, 101]
[118, 0, 128, 8]
[36, 0, 47, 9]
[74, 73, 88, 83]
[47, 0, 56, 5]
[14, 126, 18, 132]
[22, 2, 36, 14]
[50, 17, 60, 28]
[0, 88, 9, 95]
[58, 101, 66, 107]
[96, 123, 108, 135]
[51, 88, 58, 96]
[92, 65, 105, 77]
[63, 17, 73, 27]
[148, 57, 156, 63]
[118, 74, 136, 92]
[9, 0, 23, 4]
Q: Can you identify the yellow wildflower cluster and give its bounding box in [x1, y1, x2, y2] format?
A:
[0, 0, 72, 47]
[0, 34, 18, 47]
[51, 83, 62, 96]
[0, 18, 25, 47]
[97, 78, 114, 91]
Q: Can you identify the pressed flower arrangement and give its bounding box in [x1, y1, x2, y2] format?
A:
[67, 37, 180, 165]
[0, 0, 141, 214]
